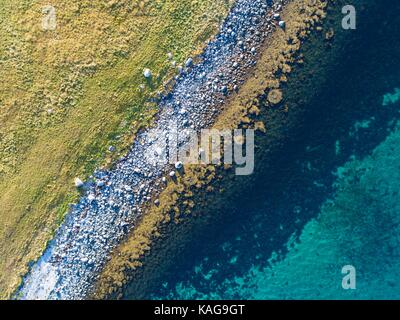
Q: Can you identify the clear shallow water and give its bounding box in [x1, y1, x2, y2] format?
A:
[153, 90, 400, 299]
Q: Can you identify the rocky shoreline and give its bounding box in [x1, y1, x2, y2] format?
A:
[92, 0, 335, 299]
[18, 0, 290, 300]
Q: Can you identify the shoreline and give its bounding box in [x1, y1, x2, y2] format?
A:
[17, 0, 291, 300]
[91, 0, 337, 299]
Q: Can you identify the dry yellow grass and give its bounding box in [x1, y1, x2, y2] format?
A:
[0, 0, 233, 299]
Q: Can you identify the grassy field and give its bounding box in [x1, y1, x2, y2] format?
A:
[0, 0, 233, 299]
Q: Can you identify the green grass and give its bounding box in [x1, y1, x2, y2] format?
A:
[0, 0, 233, 299]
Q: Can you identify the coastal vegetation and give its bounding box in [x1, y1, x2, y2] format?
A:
[0, 0, 233, 299]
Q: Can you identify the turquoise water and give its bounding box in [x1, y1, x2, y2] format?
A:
[152, 90, 400, 300]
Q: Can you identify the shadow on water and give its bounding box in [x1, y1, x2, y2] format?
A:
[124, 0, 400, 299]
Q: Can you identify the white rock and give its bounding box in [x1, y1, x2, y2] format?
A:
[96, 180, 105, 188]
[155, 147, 164, 156]
[185, 58, 193, 68]
[143, 68, 152, 79]
[175, 161, 183, 170]
[74, 178, 84, 188]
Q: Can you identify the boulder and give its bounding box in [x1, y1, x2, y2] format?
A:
[143, 68, 152, 79]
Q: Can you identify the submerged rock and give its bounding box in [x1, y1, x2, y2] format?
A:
[267, 89, 283, 105]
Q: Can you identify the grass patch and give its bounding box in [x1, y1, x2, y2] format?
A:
[0, 0, 233, 299]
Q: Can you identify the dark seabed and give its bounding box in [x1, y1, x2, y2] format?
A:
[126, 0, 400, 300]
